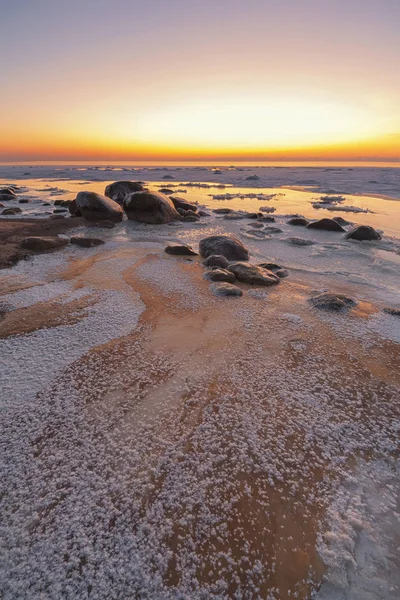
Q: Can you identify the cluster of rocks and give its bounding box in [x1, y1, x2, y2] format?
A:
[165, 234, 287, 298]
[19, 236, 105, 253]
[286, 216, 382, 241]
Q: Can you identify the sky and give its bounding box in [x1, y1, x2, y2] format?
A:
[0, 0, 399, 162]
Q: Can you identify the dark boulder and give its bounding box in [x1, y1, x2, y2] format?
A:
[210, 282, 243, 297]
[0, 193, 16, 202]
[309, 292, 357, 311]
[245, 175, 260, 181]
[2, 207, 22, 215]
[258, 262, 288, 278]
[286, 237, 315, 246]
[228, 262, 280, 286]
[203, 254, 229, 269]
[20, 236, 69, 252]
[345, 225, 381, 241]
[383, 307, 400, 316]
[213, 208, 233, 214]
[165, 244, 198, 256]
[124, 191, 179, 224]
[158, 188, 174, 195]
[76, 192, 123, 222]
[170, 196, 198, 212]
[0, 187, 17, 197]
[70, 237, 105, 248]
[204, 268, 236, 283]
[307, 218, 345, 232]
[199, 234, 249, 261]
[288, 217, 309, 226]
[105, 181, 145, 204]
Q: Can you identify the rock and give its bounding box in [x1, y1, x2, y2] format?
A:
[263, 226, 282, 234]
[286, 237, 315, 246]
[210, 282, 243, 297]
[258, 263, 288, 278]
[0, 187, 17, 197]
[345, 225, 382, 241]
[2, 207, 22, 215]
[258, 215, 275, 222]
[67, 199, 82, 216]
[54, 199, 63, 206]
[162, 174, 175, 179]
[124, 191, 179, 224]
[104, 181, 145, 204]
[307, 218, 345, 232]
[198, 210, 210, 217]
[333, 216, 351, 226]
[94, 220, 115, 229]
[182, 214, 200, 222]
[223, 212, 246, 220]
[203, 254, 229, 269]
[158, 188, 174, 195]
[204, 268, 236, 283]
[20, 236, 69, 252]
[0, 193, 16, 202]
[228, 262, 280, 286]
[165, 244, 198, 256]
[213, 208, 232, 214]
[76, 192, 123, 222]
[309, 292, 357, 311]
[199, 234, 249, 261]
[0, 203, 4, 208]
[247, 212, 263, 219]
[383, 307, 400, 316]
[53, 208, 67, 213]
[288, 217, 309, 226]
[245, 175, 260, 181]
[18, 199, 30, 204]
[70, 237, 105, 248]
[249, 222, 264, 229]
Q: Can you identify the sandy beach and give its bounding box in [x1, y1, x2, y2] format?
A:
[0, 167, 399, 599]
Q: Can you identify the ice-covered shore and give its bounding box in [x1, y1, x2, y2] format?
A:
[0, 167, 399, 599]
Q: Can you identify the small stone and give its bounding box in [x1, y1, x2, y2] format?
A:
[286, 237, 315, 246]
[203, 255, 229, 269]
[70, 237, 105, 248]
[18, 199, 30, 204]
[204, 268, 236, 283]
[165, 244, 198, 256]
[310, 292, 357, 311]
[210, 282, 243, 297]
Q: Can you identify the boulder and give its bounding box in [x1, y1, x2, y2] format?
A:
[245, 175, 260, 181]
[198, 210, 210, 217]
[213, 208, 232, 214]
[258, 263, 288, 278]
[182, 214, 200, 222]
[0, 193, 16, 202]
[210, 282, 243, 297]
[333, 216, 351, 226]
[158, 188, 174, 194]
[204, 268, 236, 283]
[162, 174, 175, 179]
[70, 237, 105, 248]
[307, 218, 345, 232]
[0, 187, 17, 197]
[76, 192, 123, 222]
[165, 244, 198, 256]
[105, 181, 145, 204]
[288, 217, 309, 226]
[2, 207, 22, 215]
[168, 197, 201, 216]
[228, 262, 280, 286]
[18, 199, 30, 204]
[309, 292, 357, 311]
[345, 225, 381, 241]
[20, 236, 69, 252]
[263, 226, 282, 234]
[199, 235, 249, 261]
[203, 254, 229, 269]
[124, 191, 179, 224]
[68, 199, 80, 216]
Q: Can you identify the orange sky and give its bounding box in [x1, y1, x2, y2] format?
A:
[1, 0, 399, 162]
